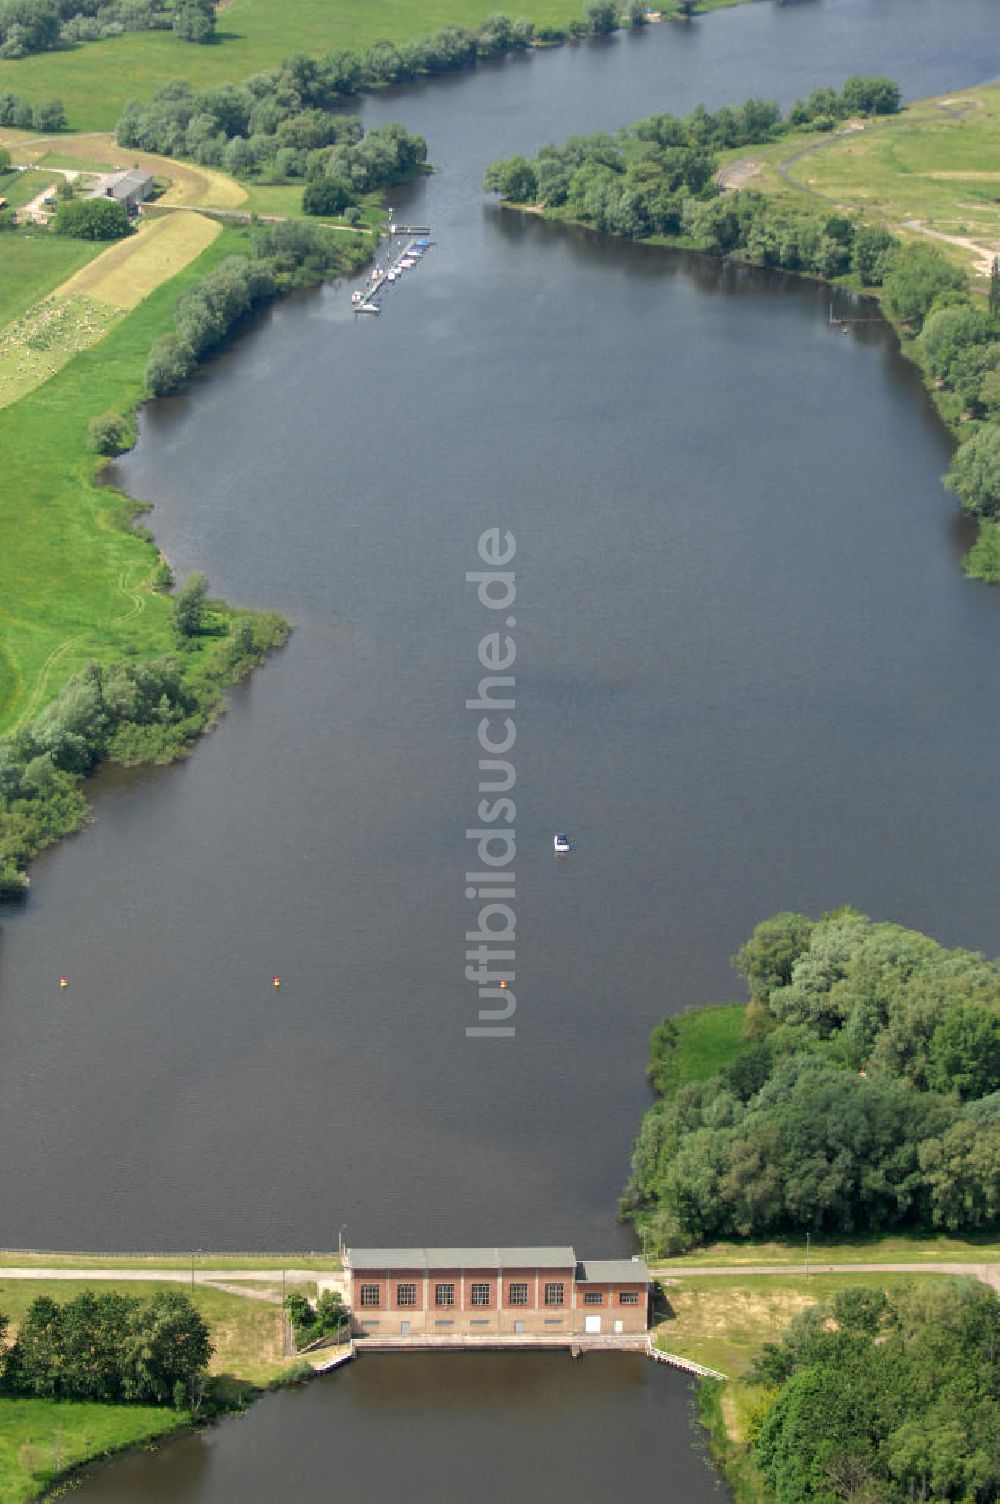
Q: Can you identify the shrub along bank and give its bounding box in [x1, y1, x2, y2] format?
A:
[144, 218, 368, 396]
[705, 1279, 1000, 1504]
[625, 908, 1000, 1254]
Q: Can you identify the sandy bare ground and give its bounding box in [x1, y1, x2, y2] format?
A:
[902, 217, 999, 278]
[717, 158, 762, 190]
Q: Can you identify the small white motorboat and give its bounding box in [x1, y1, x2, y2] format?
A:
[553, 833, 571, 853]
[358, 302, 381, 315]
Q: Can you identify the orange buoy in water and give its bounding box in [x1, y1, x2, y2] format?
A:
[59, 976, 69, 989]
[272, 976, 282, 988]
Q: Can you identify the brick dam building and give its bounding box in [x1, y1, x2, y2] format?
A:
[345, 1247, 651, 1339]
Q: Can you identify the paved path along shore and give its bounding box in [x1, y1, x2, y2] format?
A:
[0, 1266, 321, 1284]
[657, 1261, 1000, 1290]
[2, 1262, 996, 1287]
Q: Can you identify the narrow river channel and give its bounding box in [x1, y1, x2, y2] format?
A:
[3, 0, 999, 1494]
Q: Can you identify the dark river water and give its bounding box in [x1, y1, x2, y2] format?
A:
[4, 0, 1000, 1494]
[71, 1354, 716, 1503]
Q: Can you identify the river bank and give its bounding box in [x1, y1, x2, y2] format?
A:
[627, 908, 1000, 1501]
[488, 80, 1000, 577]
[0, 0, 758, 135]
[0, 1263, 342, 1501]
[0, 142, 374, 900]
[4, 0, 1000, 1495]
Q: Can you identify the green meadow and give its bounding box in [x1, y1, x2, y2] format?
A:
[0, 1397, 185, 1504]
[648, 1002, 748, 1094]
[717, 83, 1000, 282]
[0, 231, 100, 327]
[0, 168, 55, 209]
[0, 1271, 316, 1502]
[0, 0, 583, 132]
[0, 223, 253, 733]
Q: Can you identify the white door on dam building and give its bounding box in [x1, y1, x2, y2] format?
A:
[614, 1319, 623, 1335]
[585, 1315, 601, 1334]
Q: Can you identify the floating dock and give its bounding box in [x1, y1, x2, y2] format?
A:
[352, 230, 433, 316]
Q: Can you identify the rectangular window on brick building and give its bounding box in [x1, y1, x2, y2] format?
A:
[397, 1283, 416, 1307]
[544, 1282, 564, 1306]
[508, 1282, 529, 1306]
[583, 1291, 603, 1305]
[435, 1283, 455, 1307]
[471, 1283, 491, 1306]
[360, 1285, 380, 1308]
[619, 1291, 640, 1305]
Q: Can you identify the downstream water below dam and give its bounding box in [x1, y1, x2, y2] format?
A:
[3, 0, 1000, 1496]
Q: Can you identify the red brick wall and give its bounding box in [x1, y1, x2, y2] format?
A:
[573, 1282, 648, 1309]
[351, 1265, 578, 1313]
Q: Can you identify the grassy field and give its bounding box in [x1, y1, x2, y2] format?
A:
[0, 1271, 313, 1504]
[658, 1270, 957, 1377]
[645, 1001, 748, 1097]
[0, 222, 254, 733]
[55, 211, 221, 308]
[0, 1251, 341, 1272]
[718, 84, 1000, 283]
[0, 167, 56, 209]
[0, 1279, 294, 1388]
[656, 1003, 747, 1089]
[0, 0, 589, 133]
[0, 293, 121, 410]
[0, 1397, 186, 1504]
[655, 1230, 1000, 1268]
[0, 232, 100, 327]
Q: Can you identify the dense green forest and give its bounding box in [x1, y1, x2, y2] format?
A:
[733, 1280, 1000, 1504]
[0, 1290, 211, 1406]
[626, 909, 1000, 1253]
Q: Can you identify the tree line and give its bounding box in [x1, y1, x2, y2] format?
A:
[483, 76, 899, 226]
[737, 1280, 1000, 1504]
[0, 0, 213, 58]
[484, 80, 1000, 526]
[626, 909, 1000, 1253]
[0, 1290, 212, 1407]
[0, 87, 65, 130]
[117, 67, 428, 215]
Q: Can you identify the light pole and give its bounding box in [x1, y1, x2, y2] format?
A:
[805, 1232, 811, 1280]
[191, 1249, 201, 1291]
